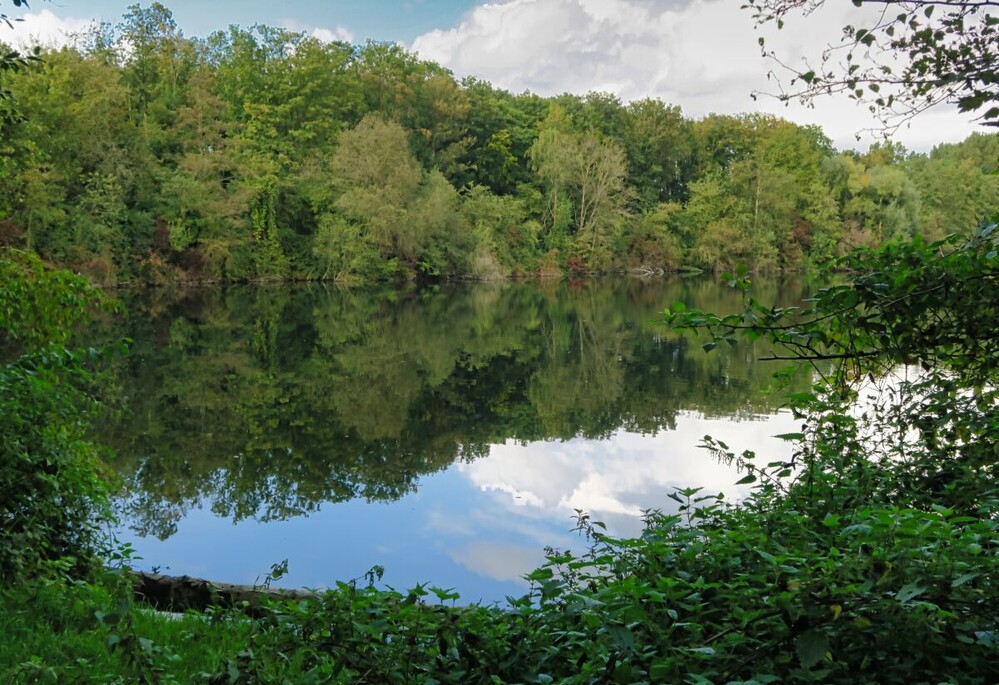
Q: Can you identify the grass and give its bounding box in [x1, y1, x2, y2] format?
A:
[0, 577, 255, 684]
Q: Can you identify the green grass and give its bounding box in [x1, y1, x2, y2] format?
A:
[0, 577, 254, 684]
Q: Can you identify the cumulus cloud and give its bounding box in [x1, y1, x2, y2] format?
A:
[0, 9, 94, 49]
[411, 0, 978, 151]
[310, 26, 356, 44]
[278, 18, 355, 44]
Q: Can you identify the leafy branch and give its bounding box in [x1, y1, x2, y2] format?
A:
[744, 0, 999, 136]
[665, 222, 999, 390]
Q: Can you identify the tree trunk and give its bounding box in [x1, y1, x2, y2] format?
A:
[130, 569, 320, 614]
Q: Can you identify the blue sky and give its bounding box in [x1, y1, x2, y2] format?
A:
[43, 1, 480, 44]
[2, 0, 983, 151]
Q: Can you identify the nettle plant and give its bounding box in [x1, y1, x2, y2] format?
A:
[632, 224, 999, 682]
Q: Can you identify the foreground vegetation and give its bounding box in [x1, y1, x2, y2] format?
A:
[0, 3, 996, 283]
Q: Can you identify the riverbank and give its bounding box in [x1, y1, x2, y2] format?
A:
[6, 456, 998, 684]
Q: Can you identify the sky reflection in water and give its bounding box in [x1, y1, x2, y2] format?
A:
[116, 411, 798, 605]
[102, 280, 810, 604]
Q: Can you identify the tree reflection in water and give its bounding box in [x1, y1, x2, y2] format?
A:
[94, 278, 811, 543]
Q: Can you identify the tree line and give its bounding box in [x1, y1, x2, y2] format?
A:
[0, 2, 996, 284]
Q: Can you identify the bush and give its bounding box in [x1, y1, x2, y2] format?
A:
[0, 249, 117, 581]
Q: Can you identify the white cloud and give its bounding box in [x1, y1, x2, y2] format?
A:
[278, 18, 354, 44]
[0, 9, 93, 49]
[411, 0, 980, 151]
[310, 26, 356, 44]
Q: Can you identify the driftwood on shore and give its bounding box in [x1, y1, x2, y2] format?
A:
[131, 570, 321, 614]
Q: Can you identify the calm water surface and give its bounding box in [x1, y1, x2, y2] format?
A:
[97, 278, 809, 604]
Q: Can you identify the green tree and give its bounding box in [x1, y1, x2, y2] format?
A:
[310, 214, 372, 282]
[153, 67, 242, 280]
[461, 78, 546, 195]
[622, 201, 683, 272]
[460, 184, 538, 276]
[4, 47, 146, 280]
[620, 99, 694, 207]
[412, 72, 473, 182]
[529, 106, 632, 268]
[116, 2, 199, 159]
[408, 169, 473, 277]
[823, 152, 921, 248]
[355, 42, 471, 180]
[528, 105, 577, 251]
[733, 119, 839, 267]
[570, 132, 631, 268]
[331, 114, 423, 271]
[553, 91, 627, 140]
[906, 133, 999, 241]
[690, 113, 759, 177]
[679, 170, 777, 272]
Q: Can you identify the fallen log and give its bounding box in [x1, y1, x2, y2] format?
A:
[131, 569, 320, 614]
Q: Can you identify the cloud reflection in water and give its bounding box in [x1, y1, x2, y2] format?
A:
[440, 409, 800, 593]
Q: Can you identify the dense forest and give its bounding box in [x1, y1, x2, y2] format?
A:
[1, 3, 996, 284]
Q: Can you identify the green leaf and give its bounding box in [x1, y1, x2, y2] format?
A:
[951, 573, 979, 588]
[526, 568, 554, 582]
[735, 474, 757, 485]
[757, 550, 778, 564]
[604, 624, 636, 650]
[796, 629, 830, 668]
[896, 583, 925, 602]
[650, 659, 673, 680]
[688, 646, 716, 655]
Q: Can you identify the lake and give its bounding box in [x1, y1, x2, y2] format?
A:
[96, 277, 810, 604]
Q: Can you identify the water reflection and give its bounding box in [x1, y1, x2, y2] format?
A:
[465, 416, 800, 538]
[95, 278, 809, 601]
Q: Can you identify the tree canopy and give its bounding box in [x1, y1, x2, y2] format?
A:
[0, 4, 994, 284]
